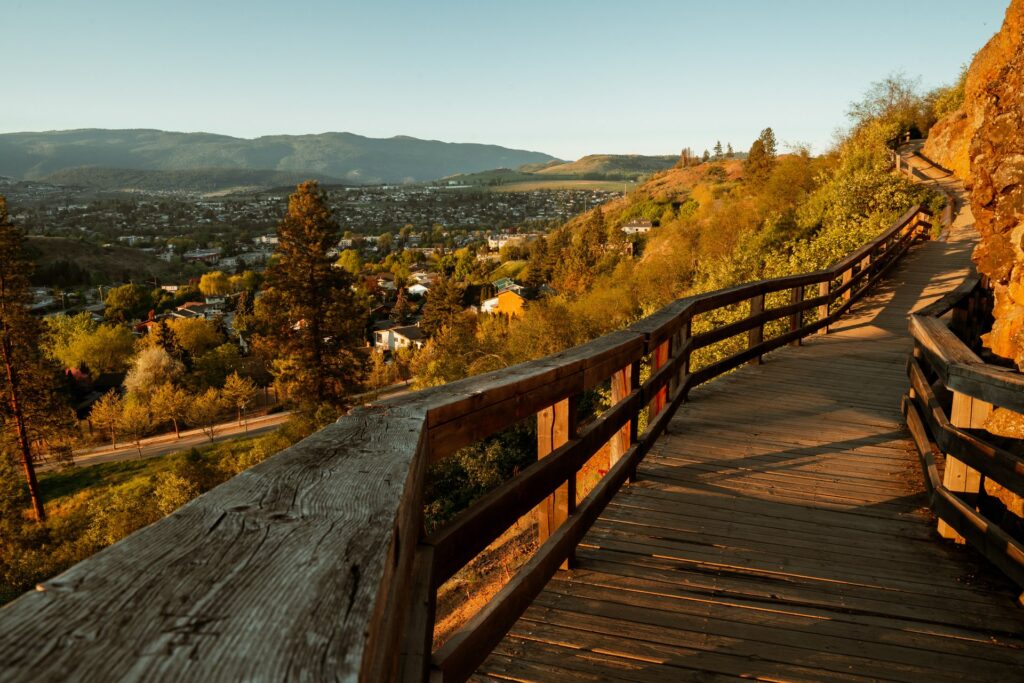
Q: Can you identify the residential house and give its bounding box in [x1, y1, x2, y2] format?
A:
[407, 283, 430, 297]
[374, 324, 427, 352]
[481, 288, 527, 318]
[621, 219, 653, 235]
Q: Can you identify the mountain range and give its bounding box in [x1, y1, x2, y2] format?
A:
[0, 129, 560, 189]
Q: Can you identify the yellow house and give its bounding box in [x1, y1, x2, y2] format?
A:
[482, 289, 526, 318]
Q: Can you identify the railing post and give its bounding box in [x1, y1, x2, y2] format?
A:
[398, 544, 436, 683]
[859, 254, 872, 296]
[748, 293, 765, 364]
[680, 317, 692, 395]
[650, 340, 670, 416]
[537, 395, 578, 569]
[818, 280, 830, 333]
[609, 365, 632, 470]
[842, 268, 853, 303]
[938, 390, 988, 542]
[789, 286, 803, 346]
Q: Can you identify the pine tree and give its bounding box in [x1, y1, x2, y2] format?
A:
[420, 276, 465, 336]
[726, 142, 734, 158]
[744, 128, 778, 185]
[253, 181, 364, 407]
[713, 140, 723, 159]
[702, 149, 711, 162]
[0, 197, 68, 522]
[524, 236, 550, 289]
[391, 289, 412, 325]
[759, 127, 778, 159]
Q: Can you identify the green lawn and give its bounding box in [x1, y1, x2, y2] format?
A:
[39, 436, 262, 503]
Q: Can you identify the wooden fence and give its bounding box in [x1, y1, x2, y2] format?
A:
[903, 276, 1024, 589]
[0, 207, 932, 683]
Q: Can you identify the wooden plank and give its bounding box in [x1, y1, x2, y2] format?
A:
[608, 365, 632, 469]
[537, 397, 578, 569]
[789, 285, 804, 346]
[0, 405, 431, 682]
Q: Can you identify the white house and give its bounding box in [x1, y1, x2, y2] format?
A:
[407, 283, 430, 297]
[621, 219, 653, 235]
[374, 324, 427, 352]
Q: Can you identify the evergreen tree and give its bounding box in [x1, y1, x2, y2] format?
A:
[391, 289, 412, 325]
[714, 140, 723, 159]
[726, 142, 734, 158]
[759, 127, 778, 159]
[524, 236, 550, 289]
[253, 181, 364, 407]
[0, 197, 68, 521]
[744, 128, 778, 185]
[702, 149, 711, 162]
[420, 276, 465, 336]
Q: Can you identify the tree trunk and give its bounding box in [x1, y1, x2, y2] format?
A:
[1, 334, 44, 522]
[172, 417, 180, 439]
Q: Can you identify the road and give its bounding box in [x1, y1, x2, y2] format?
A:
[52, 411, 294, 470]
[49, 381, 417, 471]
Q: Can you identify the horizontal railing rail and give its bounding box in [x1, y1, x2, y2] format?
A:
[903, 275, 1024, 589]
[0, 205, 932, 683]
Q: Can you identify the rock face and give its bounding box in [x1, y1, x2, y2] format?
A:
[970, 0, 1024, 367]
[923, 0, 1024, 182]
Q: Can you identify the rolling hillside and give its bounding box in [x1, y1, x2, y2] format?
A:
[533, 154, 679, 178]
[0, 129, 558, 188]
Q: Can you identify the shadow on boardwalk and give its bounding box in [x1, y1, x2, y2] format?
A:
[476, 156, 1024, 680]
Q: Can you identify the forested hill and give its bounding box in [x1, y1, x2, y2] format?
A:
[0, 129, 558, 187]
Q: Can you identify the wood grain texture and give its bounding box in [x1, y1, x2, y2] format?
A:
[0, 403, 430, 683]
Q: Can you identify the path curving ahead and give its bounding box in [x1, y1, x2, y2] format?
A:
[478, 154, 1024, 680]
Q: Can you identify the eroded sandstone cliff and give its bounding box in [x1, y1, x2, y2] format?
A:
[969, 1, 1024, 366]
[923, 0, 1024, 183]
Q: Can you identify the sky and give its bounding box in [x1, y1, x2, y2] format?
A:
[1, 0, 1009, 160]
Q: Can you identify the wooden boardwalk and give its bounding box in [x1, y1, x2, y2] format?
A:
[477, 162, 1024, 680]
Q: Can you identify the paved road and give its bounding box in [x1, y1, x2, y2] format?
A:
[50, 381, 418, 471]
[52, 411, 294, 470]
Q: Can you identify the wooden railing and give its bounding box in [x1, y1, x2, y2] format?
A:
[0, 206, 932, 682]
[903, 276, 1024, 589]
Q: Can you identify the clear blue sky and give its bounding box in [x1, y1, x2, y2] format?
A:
[2, 0, 1007, 160]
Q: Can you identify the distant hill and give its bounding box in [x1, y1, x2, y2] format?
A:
[0, 129, 559, 189]
[532, 154, 679, 179]
[445, 154, 684, 190]
[26, 236, 180, 284]
[39, 167, 348, 194]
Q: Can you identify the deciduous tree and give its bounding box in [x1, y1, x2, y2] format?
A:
[124, 346, 184, 398]
[90, 390, 122, 449]
[117, 399, 152, 458]
[149, 382, 190, 438]
[198, 271, 231, 297]
[222, 372, 258, 427]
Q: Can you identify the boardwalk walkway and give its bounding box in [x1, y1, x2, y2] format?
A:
[478, 158, 1024, 680]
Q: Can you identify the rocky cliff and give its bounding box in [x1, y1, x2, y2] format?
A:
[923, 0, 1024, 182]
[968, 0, 1024, 367]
